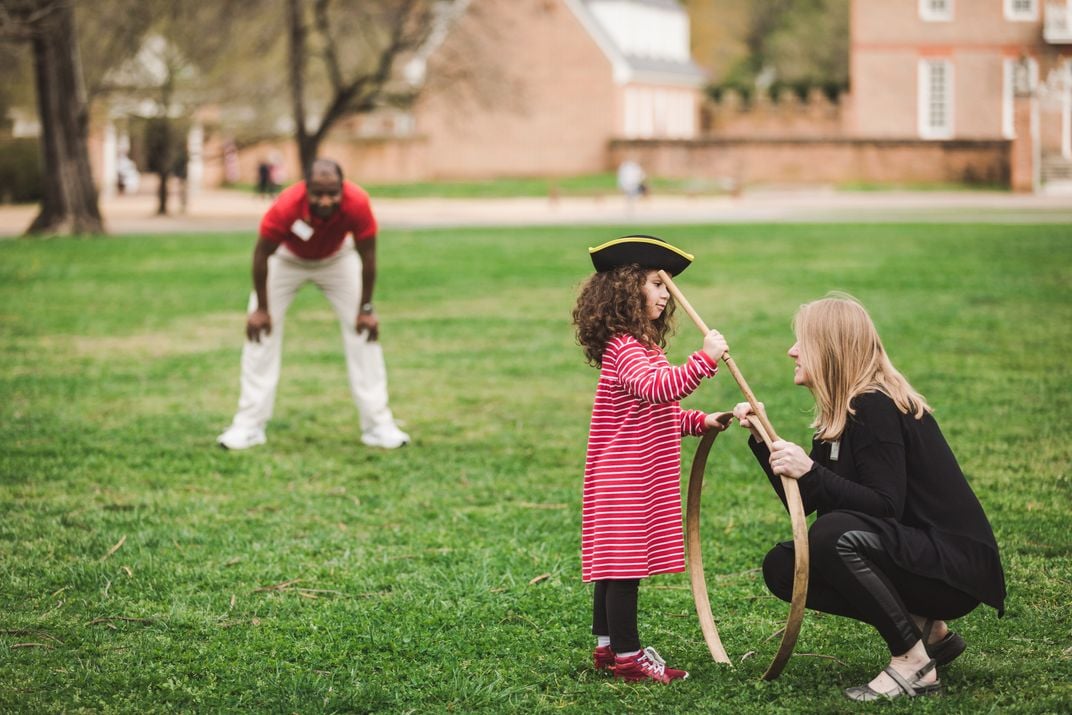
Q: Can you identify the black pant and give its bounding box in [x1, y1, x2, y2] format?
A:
[591, 579, 641, 653]
[763, 511, 979, 654]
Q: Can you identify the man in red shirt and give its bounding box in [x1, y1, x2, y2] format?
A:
[217, 158, 409, 450]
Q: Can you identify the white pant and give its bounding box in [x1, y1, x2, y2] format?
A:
[229, 242, 396, 433]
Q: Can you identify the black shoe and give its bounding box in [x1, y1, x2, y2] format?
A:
[922, 619, 967, 666]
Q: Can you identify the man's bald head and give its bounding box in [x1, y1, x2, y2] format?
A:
[310, 158, 344, 184]
[307, 158, 345, 219]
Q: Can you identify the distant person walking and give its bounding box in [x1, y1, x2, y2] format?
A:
[172, 147, 189, 214]
[617, 160, 648, 208]
[256, 160, 277, 199]
[217, 158, 410, 450]
[116, 153, 140, 195]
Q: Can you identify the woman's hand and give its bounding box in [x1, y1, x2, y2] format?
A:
[704, 411, 733, 432]
[732, 401, 764, 441]
[768, 440, 814, 479]
[703, 329, 728, 363]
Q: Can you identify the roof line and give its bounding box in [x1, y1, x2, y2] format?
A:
[562, 0, 633, 83]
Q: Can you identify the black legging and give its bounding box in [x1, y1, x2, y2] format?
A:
[592, 579, 641, 653]
[763, 511, 979, 654]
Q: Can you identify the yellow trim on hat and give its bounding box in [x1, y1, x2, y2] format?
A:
[588, 236, 695, 262]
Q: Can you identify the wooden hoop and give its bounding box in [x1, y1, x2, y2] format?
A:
[658, 270, 809, 680]
[686, 428, 732, 665]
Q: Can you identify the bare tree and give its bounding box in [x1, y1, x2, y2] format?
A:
[83, 1, 258, 215]
[0, 0, 103, 235]
[285, 0, 465, 177]
[104, 31, 192, 216]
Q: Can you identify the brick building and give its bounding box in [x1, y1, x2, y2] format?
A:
[76, 0, 1072, 191]
[848, 0, 1071, 185]
[623, 0, 1072, 191]
[236, 0, 707, 183]
[50, 0, 705, 194]
[851, 0, 1068, 140]
[412, 0, 706, 178]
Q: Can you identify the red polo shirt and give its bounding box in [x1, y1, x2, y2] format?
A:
[259, 181, 377, 259]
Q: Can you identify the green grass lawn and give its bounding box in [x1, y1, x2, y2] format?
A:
[363, 174, 737, 199]
[366, 172, 628, 198]
[226, 174, 996, 199]
[1, 224, 1070, 713]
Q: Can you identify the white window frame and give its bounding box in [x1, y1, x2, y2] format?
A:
[1063, 60, 1072, 159]
[919, 58, 954, 139]
[919, 0, 953, 21]
[1003, 0, 1038, 22]
[1003, 58, 1017, 139]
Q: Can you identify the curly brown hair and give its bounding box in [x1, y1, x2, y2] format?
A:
[572, 264, 676, 366]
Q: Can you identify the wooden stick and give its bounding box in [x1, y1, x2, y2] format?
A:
[657, 269, 809, 680]
[656, 271, 778, 445]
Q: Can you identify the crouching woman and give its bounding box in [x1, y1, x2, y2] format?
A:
[734, 293, 1005, 701]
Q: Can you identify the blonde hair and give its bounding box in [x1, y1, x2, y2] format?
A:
[794, 292, 931, 441]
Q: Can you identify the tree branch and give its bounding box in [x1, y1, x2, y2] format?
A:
[312, 0, 426, 143]
[286, 0, 309, 145]
[0, 0, 67, 41]
[312, 0, 342, 91]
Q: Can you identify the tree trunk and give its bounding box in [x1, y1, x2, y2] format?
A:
[156, 169, 171, 215]
[286, 0, 318, 179]
[26, 2, 104, 235]
[147, 117, 174, 215]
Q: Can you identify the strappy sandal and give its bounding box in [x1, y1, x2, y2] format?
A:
[843, 658, 942, 702]
[922, 618, 967, 666]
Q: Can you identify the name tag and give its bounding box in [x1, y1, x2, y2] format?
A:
[830, 440, 840, 461]
[290, 219, 314, 241]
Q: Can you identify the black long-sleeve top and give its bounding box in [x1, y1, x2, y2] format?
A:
[751, 390, 1006, 614]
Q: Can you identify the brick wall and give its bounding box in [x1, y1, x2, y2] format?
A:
[609, 137, 1009, 186]
[701, 88, 845, 138]
[232, 136, 430, 186]
[413, 0, 617, 178]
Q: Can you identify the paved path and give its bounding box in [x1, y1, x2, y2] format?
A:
[2, 186, 1072, 236]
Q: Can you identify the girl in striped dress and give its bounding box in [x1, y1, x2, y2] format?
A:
[572, 235, 732, 683]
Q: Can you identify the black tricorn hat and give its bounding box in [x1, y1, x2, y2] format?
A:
[588, 234, 694, 276]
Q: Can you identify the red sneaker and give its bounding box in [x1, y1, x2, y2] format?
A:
[594, 645, 616, 671]
[613, 647, 689, 683]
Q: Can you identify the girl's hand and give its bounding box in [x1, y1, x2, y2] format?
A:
[732, 401, 764, 440]
[768, 440, 814, 479]
[704, 411, 733, 432]
[703, 329, 728, 363]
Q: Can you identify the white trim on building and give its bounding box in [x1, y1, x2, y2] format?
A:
[622, 85, 696, 138]
[1004, 0, 1039, 21]
[1004, 58, 1018, 139]
[919, 58, 954, 139]
[919, 0, 953, 22]
[563, 0, 704, 139]
[1004, 56, 1041, 138]
[1062, 59, 1072, 158]
[562, 0, 633, 83]
[585, 0, 690, 62]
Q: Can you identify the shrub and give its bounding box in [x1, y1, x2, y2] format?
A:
[0, 138, 43, 204]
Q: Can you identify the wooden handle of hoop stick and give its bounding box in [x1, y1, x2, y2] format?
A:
[657, 269, 809, 680]
[656, 270, 779, 445]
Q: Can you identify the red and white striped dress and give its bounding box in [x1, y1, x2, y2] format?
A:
[581, 333, 719, 582]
